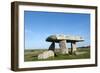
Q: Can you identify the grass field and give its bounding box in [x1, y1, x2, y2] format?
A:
[24, 48, 90, 61]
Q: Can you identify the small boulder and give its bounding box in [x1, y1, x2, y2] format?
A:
[38, 50, 54, 59]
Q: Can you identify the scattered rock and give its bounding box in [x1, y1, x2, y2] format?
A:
[38, 50, 54, 59]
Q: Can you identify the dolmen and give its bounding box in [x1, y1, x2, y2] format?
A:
[46, 34, 84, 55]
[38, 34, 84, 59]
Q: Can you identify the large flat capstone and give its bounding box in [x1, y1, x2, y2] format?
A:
[46, 34, 84, 43]
[46, 34, 84, 55]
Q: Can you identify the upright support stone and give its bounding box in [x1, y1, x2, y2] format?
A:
[46, 34, 84, 55]
[71, 42, 77, 55]
[59, 40, 68, 54]
[49, 42, 55, 51]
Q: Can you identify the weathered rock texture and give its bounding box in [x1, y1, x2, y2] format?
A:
[59, 40, 68, 54]
[38, 50, 54, 59]
[46, 34, 84, 55]
[71, 42, 77, 54]
[49, 42, 55, 51]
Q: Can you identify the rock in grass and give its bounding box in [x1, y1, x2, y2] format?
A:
[38, 50, 54, 59]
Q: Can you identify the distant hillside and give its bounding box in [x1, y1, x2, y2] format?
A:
[78, 45, 90, 48]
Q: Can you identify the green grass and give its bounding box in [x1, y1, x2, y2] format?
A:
[24, 48, 90, 62]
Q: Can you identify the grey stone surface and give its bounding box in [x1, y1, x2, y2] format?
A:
[38, 50, 54, 59]
[71, 42, 77, 54]
[46, 34, 84, 42]
[49, 42, 55, 51]
[59, 40, 68, 54]
[46, 34, 84, 55]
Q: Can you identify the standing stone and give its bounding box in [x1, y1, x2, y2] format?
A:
[49, 42, 55, 51]
[59, 40, 68, 54]
[71, 42, 77, 55]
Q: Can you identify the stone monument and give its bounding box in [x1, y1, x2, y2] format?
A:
[46, 34, 84, 55]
